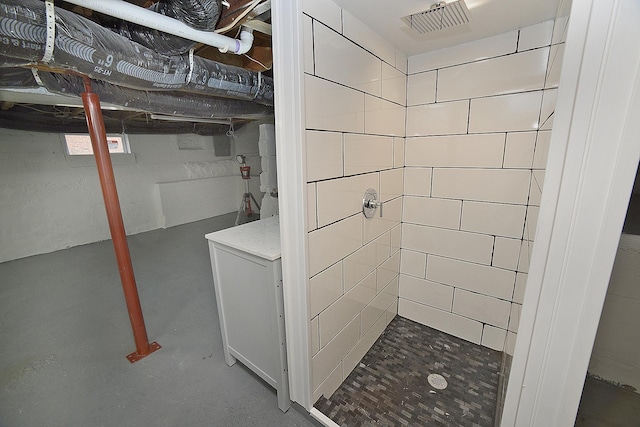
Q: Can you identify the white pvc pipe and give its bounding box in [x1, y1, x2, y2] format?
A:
[62, 0, 254, 54]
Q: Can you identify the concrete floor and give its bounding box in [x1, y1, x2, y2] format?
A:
[0, 213, 317, 427]
[575, 376, 640, 426]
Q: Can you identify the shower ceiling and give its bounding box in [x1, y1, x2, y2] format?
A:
[331, 0, 561, 55]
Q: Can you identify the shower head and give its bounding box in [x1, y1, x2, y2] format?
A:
[401, 0, 471, 34]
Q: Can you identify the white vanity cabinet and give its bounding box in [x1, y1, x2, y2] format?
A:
[205, 216, 289, 412]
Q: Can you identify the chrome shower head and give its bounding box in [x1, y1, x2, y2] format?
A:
[402, 0, 471, 34]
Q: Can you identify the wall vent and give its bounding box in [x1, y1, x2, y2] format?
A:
[402, 0, 471, 34]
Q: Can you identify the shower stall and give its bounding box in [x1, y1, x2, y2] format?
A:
[268, 0, 618, 424]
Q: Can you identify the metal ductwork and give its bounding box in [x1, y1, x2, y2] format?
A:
[0, 0, 273, 121]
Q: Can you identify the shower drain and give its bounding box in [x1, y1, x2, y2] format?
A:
[427, 373, 448, 390]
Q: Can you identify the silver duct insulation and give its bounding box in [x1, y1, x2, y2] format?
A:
[0, 0, 273, 106]
[0, 68, 272, 118]
[114, 0, 223, 56]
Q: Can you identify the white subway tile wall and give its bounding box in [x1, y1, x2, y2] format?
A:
[482, 325, 508, 352]
[307, 183, 317, 232]
[382, 63, 407, 106]
[400, 21, 563, 353]
[405, 134, 506, 168]
[303, 16, 314, 75]
[380, 168, 404, 202]
[546, 44, 565, 89]
[432, 168, 531, 204]
[400, 249, 427, 278]
[393, 137, 405, 168]
[504, 132, 537, 169]
[403, 168, 432, 196]
[406, 100, 469, 136]
[517, 20, 554, 52]
[311, 316, 320, 355]
[305, 1, 564, 397]
[468, 91, 544, 133]
[407, 71, 437, 106]
[302, 0, 341, 33]
[408, 31, 518, 73]
[316, 173, 378, 227]
[341, 10, 396, 66]
[343, 234, 387, 292]
[304, 1, 405, 399]
[399, 274, 454, 311]
[305, 75, 365, 133]
[309, 262, 343, 319]
[364, 95, 406, 137]
[314, 23, 382, 97]
[452, 289, 511, 329]
[426, 255, 516, 300]
[436, 48, 549, 102]
[460, 201, 527, 238]
[343, 134, 394, 175]
[493, 237, 523, 270]
[305, 130, 343, 182]
[403, 197, 462, 229]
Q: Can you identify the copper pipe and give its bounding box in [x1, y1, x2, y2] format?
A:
[81, 78, 160, 363]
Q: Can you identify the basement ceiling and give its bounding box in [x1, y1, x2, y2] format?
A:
[332, 0, 562, 56]
[0, 0, 564, 134]
[0, 0, 273, 135]
[60, 0, 273, 71]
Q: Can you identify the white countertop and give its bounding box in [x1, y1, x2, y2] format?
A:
[205, 216, 281, 261]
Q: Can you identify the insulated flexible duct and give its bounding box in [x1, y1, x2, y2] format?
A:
[0, 0, 273, 106]
[39, 71, 272, 118]
[0, 67, 272, 119]
[113, 0, 223, 56]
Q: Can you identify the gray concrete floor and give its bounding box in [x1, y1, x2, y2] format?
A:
[575, 376, 640, 426]
[0, 213, 317, 427]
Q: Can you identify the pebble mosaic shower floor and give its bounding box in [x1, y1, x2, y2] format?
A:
[314, 316, 502, 427]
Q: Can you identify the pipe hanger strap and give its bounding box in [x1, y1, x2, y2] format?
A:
[42, 0, 55, 63]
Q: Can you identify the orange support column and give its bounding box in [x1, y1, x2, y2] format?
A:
[81, 78, 160, 363]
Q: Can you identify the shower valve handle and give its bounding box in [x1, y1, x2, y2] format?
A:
[363, 188, 383, 219]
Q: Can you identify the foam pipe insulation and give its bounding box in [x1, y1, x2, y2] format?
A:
[0, 0, 274, 106]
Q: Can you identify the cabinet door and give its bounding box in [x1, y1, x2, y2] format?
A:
[214, 247, 279, 382]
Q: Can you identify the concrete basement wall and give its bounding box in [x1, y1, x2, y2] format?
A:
[0, 122, 263, 263]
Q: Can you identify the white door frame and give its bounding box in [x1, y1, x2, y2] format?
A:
[271, 0, 312, 411]
[502, 0, 640, 425]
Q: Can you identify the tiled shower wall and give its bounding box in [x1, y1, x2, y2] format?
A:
[301, 0, 568, 402]
[302, 0, 407, 401]
[398, 19, 567, 354]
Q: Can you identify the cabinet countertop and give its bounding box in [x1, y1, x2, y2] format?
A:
[205, 216, 281, 261]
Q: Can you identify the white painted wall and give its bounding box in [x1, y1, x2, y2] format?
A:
[588, 233, 640, 392]
[0, 122, 263, 263]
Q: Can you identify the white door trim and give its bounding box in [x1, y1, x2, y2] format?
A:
[502, 0, 640, 425]
[271, 0, 312, 410]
